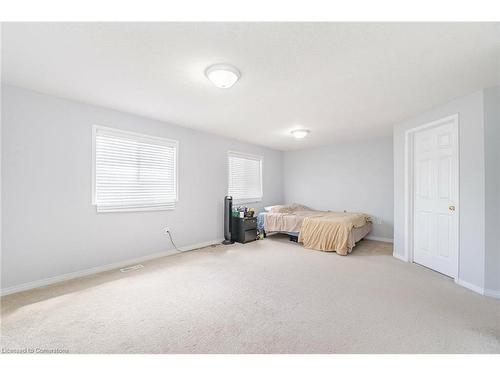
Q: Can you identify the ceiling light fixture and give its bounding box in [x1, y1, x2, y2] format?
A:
[291, 129, 310, 139]
[205, 64, 241, 88]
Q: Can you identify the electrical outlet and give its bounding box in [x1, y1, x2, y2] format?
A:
[164, 226, 170, 233]
[372, 217, 382, 225]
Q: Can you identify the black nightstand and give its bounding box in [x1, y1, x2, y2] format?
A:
[231, 216, 257, 244]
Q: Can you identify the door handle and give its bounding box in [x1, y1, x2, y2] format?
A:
[449, 205, 456, 211]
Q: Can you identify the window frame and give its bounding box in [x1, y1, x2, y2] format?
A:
[227, 150, 263, 204]
[92, 125, 179, 213]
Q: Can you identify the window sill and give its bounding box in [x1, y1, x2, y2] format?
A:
[95, 203, 176, 213]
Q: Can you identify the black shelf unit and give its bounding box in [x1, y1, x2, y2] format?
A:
[231, 216, 257, 244]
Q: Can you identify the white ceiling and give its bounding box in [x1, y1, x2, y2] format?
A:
[2, 22, 499, 150]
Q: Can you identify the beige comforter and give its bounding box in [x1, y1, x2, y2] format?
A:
[298, 211, 371, 255]
[264, 209, 316, 233]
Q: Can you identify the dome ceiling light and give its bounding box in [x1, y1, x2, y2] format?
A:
[291, 129, 310, 139]
[205, 64, 241, 88]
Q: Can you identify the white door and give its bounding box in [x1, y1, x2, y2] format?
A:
[413, 116, 459, 277]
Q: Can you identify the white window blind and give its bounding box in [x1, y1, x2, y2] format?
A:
[93, 126, 178, 212]
[227, 151, 263, 203]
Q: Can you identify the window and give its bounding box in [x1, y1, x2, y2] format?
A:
[92, 126, 178, 212]
[227, 151, 263, 203]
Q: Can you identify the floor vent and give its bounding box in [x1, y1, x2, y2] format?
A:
[119, 264, 144, 273]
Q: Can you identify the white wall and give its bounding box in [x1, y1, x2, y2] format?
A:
[1, 85, 284, 290]
[2, 83, 496, 296]
[393, 90, 487, 291]
[283, 137, 394, 240]
[484, 86, 500, 294]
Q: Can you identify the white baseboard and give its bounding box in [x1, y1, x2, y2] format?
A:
[1, 238, 224, 297]
[365, 236, 393, 243]
[484, 289, 500, 299]
[392, 252, 408, 262]
[455, 279, 485, 295]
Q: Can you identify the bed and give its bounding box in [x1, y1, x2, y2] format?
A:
[257, 204, 372, 255]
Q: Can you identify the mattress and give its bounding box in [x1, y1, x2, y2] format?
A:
[257, 212, 298, 236]
[257, 211, 372, 249]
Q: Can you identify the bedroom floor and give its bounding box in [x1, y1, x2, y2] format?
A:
[1, 236, 499, 354]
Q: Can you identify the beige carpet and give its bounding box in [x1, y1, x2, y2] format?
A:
[1, 236, 499, 353]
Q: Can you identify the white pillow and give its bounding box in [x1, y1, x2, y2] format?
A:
[264, 205, 282, 212]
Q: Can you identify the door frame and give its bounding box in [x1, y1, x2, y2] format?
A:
[403, 114, 460, 280]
